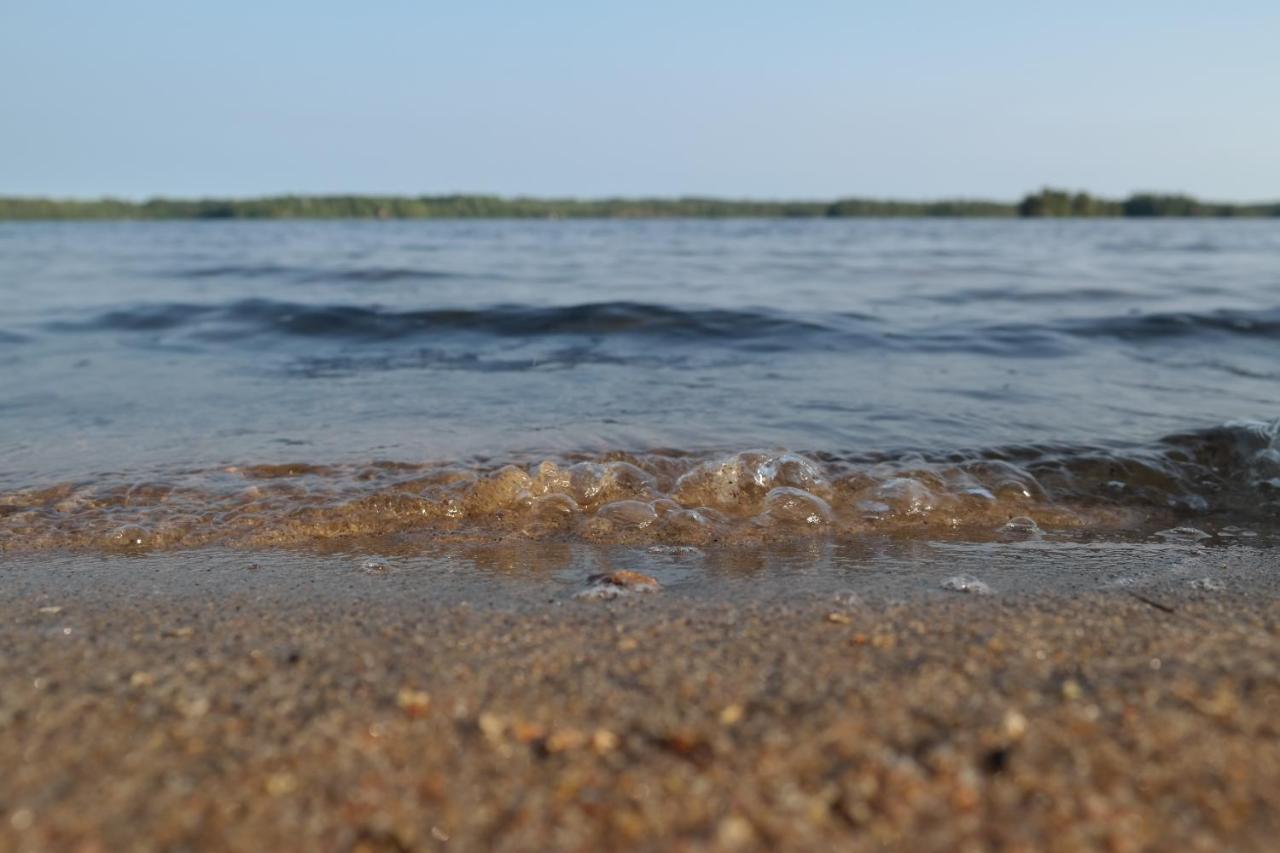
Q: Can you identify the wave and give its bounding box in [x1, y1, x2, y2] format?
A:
[3, 420, 1277, 553]
[40, 300, 1280, 359]
[48, 299, 841, 342]
[171, 263, 470, 284]
[1061, 308, 1280, 340]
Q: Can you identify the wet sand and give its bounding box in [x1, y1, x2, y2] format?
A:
[3, 554, 1280, 851]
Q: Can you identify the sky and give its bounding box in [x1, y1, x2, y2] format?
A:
[3, 1, 1278, 201]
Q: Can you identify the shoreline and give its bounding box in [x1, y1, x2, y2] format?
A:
[4, 550, 1280, 850]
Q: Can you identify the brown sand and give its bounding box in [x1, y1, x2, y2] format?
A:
[3, 559, 1280, 851]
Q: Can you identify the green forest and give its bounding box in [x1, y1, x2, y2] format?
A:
[0, 189, 1276, 220]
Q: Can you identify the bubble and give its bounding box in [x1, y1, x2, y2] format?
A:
[871, 478, 936, 516]
[856, 499, 892, 517]
[673, 451, 828, 511]
[595, 500, 658, 528]
[529, 493, 580, 520]
[965, 461, 1046, 502]
[940, 575, 993, 595]
[106, 524, 150, 549]
[603, 462, 659, 499]
[759, 453, 830, 494]
[1000, 516, 1041, 536]
[657, 507, 720, 540]
[465, 465, 532, 514]
[760, 487, 832, 528]
[528, 460, 571, 497]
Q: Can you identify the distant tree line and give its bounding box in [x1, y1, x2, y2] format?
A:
[0, 190, 1276, 220]
[1015, 188, 1280, 217]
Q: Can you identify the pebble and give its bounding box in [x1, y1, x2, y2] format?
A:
[396, 688, 432, 717]
[576, 571, 661, 600]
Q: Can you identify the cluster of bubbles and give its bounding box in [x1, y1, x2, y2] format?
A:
[3, 420, 1278, 553]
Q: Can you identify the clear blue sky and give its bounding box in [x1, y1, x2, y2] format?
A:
[3, 1, 1278, 200]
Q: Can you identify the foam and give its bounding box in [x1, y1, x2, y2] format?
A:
[4, 422, 1280, 553]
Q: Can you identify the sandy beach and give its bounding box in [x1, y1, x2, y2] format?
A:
[3, 550, 1279, 852]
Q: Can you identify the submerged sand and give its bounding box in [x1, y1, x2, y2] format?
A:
[3, 551, 1280, 851]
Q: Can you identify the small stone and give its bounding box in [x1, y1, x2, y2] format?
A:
[265, 773, 297, 796]
[576, 570, 661, 600]
[592, 729, 619, 753]
[720, 704, 744, 726]
[512, 721, 547, 743]
[545, 728, 586, 752]
[478, 712, 506, 740]
[826, 611, 852, 624]
[396, 688, 432, 717]
[130, 671, 155, 687]
[1003, 709, 1028, 739]
[716, 815, 756, 848]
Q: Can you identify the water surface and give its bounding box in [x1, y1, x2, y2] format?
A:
[2, 219, 1278, 553]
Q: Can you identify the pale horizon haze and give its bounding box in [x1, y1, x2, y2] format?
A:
[3, 0, 1278, 201]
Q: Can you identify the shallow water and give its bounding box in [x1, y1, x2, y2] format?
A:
[2, 218, 1278, 553]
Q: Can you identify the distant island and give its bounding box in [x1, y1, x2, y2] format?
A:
[1, 189, 1277, 220]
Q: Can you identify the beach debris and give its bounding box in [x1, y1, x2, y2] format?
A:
[826, 611, 853, 624]
[941, 575, 993, 595]
[37, 606, 62, 615]
[575, 570, 661, 600]
[360, 558, 392, 575]
[1125, 590, 1175, 613]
